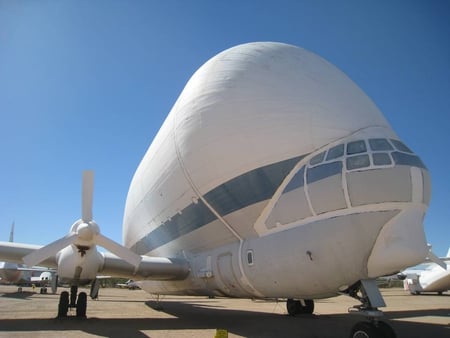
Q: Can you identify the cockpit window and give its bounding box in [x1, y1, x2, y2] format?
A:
[347, 140, 367, 155]
[326, 144, 344, 161]
[390, 139, 413, 153]
[346, 154, 370, 170]
[392, 152, 426, 169]
[372, 153, 392, 166]
[310, 151, 326, 166]
[369, 138, 393, 151]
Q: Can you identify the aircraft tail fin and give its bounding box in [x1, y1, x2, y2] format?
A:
[9, 221, 14, 242]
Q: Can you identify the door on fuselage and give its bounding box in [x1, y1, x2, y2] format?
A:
[217, 252, 246, 297]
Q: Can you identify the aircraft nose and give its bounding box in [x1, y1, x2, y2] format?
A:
[265, 135, 430, 230]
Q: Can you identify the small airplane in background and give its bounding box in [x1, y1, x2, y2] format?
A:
[0, 42, 446, 337]
[400, 247, 450, 295]
[0, 222, 56, 293]
[115, 279, 140, 290]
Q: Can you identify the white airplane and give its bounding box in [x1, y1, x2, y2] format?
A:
[116, 279, 140, 290]
[400, 248, 450, 295]
[0, 222, 56, 293]
[0, 41, 437, 337]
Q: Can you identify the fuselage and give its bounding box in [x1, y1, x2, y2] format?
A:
[122, 42, 431, 299]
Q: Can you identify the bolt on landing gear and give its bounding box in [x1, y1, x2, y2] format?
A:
[344, 279, 396, 338]
[56, 286, 87, 318]
[286, 298, 314, 316]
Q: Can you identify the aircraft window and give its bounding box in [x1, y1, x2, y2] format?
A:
[392, 152, 426, 169]
[346, 140, 367, 155]
[346, 154, 370, 170]
[390, 139, 413, 153]
[326, 144, 344, 160]
[247, 250, 254, 265]
[283, 166, 305, 194]
[310, 151, 325, 166]
[369, 138, 393, 151]
[307, 161, 342, 184]
[372, 153, 392, 166]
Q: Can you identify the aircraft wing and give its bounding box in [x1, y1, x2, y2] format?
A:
[100, 251, 190, 280]
[0, 241, 190, 281]
[0, 241, 58, 268]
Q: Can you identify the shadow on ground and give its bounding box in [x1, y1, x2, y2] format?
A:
[0, 299, 448, 338]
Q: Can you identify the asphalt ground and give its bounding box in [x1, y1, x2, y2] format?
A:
[0, 285, 448, 337]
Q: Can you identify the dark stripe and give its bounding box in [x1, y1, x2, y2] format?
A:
[306, 161, 342, 184]
[131, 155, 302, 254]
[203, 156, 303, 216]
[132, 199, 217, 254]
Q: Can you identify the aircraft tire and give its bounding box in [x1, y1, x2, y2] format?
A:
[286, 299, 301, 316]
[57, 291, 69, 318]
[349, 321, 395, 338]
[286, 299, 314, 316]
[76, 292, 87, 318]
[301, 299, 314, 314]
[377, 321, 396, 338]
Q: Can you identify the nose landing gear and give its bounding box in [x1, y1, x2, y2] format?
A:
[344, 279, 396, 338]
[56, 285, 87, 318]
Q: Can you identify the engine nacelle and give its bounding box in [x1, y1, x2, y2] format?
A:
[56, 244, 104, 283]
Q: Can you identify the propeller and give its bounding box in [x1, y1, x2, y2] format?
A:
[23, 171, 142, 269]
[82, 170, 94, 222]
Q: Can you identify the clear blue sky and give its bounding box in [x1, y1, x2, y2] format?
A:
[1, 1, 449, 256]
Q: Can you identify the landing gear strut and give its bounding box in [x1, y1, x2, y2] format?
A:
[286, 298, 314, 316]
[57, 286, 87, 318]
[344, 279, 396, 338]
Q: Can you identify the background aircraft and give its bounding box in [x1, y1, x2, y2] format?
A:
[401, 248, 450, 295]
[0, 42, 438, 337]
[115, 279, 140, 290]
[0, 222, 56, 293]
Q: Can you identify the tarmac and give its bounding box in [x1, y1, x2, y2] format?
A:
[0, 285, 448, 338]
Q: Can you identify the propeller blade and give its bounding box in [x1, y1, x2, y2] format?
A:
[95, 234, 142, 268]
[23, 233, 77, 267]
[82, 171, 94, 222]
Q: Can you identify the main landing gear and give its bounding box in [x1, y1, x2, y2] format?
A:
[344, 279, 396, 338]
[286, 298, 315, 316]
[57, 285, 87, 318]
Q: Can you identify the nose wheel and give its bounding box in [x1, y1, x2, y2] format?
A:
[344, 279, 396, 338]
[350, 321, 396, 338]
[57, 286, 87, 318]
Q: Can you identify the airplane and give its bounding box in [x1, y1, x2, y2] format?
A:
[0, 41, 441, 337]
[0, 222, 56, 293]
[116, 279, 140, 290]
[400, 247, 450, 295]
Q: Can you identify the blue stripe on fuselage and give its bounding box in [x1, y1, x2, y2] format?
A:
[131, 155, 302, 254]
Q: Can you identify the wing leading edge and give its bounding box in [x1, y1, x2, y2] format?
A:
[0, 241, 190, 281]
